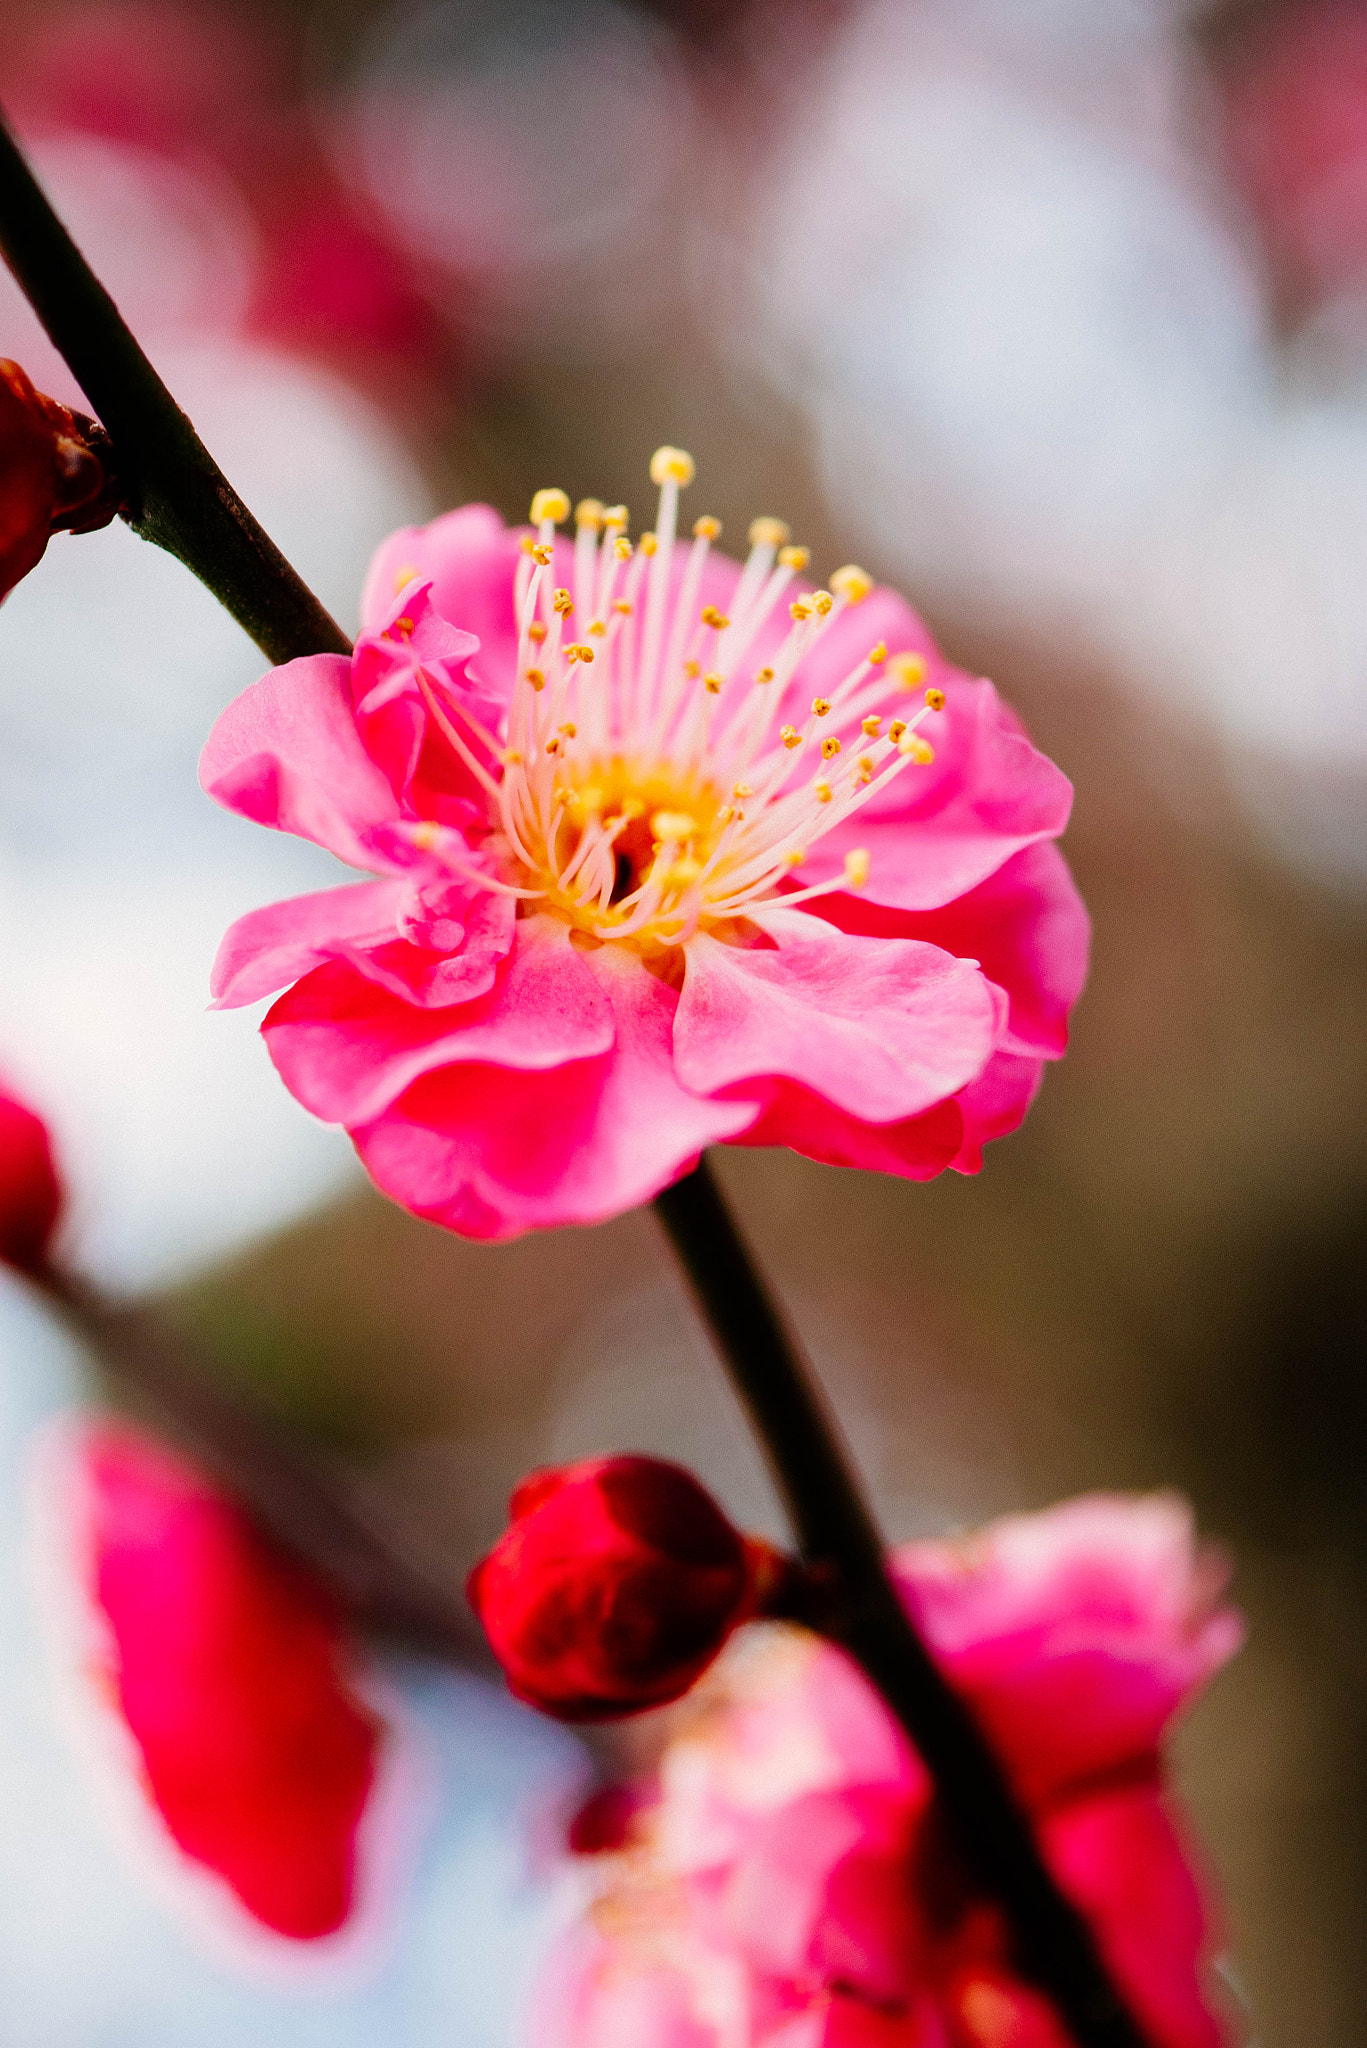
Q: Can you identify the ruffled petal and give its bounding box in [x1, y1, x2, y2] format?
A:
[262, 913, 614, 1127]
[199, 654, 401, 868]
[351, 944, 757, 1241]
[733, 1085, 965, 1181]
[210, 880, 406, 1010]
[816, 843, 1089, 1061]
[361, 504, 524, 704]
[349, 883, 515, 1008]
[676, 909, 996, 1125]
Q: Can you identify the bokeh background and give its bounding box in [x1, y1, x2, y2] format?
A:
[2, 0, 1367, 2040]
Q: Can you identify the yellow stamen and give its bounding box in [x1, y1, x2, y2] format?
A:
[812, 697, 831, 717]
[603, 504, 629, 530]
[531, 542, 553, 566]
[862, 715, 882, 736]
[525, 667, 545, 690]
[588, 619, 607, 636]
[700, 604, 730, 630]
[869, 642, 887, 665]
[891, 652, 927, 688]
[785, 848, 806, 867]
[502, 748, 523, 765]
[790, 599, 812, 622]
[693, 515, 722, 540]
[553, 589, 574, 616]
[925, 686, 946, 712]
[528, 621, 548, 644]
[755, 666, 775, 685]
[614, 537, 633, 561]
[733, 782, 753, 799]
[559, 722, 577, 738]
[844, 848, 870, 889]
[748, 516, 790, 548]
[703, 672, 724, 693]
[814, 779, 832, 803]
[639, 532, 658, 556]
[614, 598, 633, 614]
[830, 564, 873, 604]
[888, 718, 907, 743]
[531, 487, 570, 524]
[821, 735, 842, 760]
[778, 544, 810, 571]
[650, 446, 696, 486]
[781, 725, 802, 750]
[652, 809, 698, 842]
[899, 735, 935, 764]
[812, 590, 834, 617]
[575, 497, 604, 529]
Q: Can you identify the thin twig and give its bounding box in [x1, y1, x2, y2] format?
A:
[655, 1161, 1151, 2048]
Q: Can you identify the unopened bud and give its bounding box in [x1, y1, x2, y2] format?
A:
[0, 361, 123, 603]
[0, 1078, 62, 1276]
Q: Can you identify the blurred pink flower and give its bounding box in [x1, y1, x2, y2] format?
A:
[75, 1420, 380, 1939]
[202, 455, 1086, 1239]
[0, 1068, 62, 1275]
[537, 1494, 1242, 2048]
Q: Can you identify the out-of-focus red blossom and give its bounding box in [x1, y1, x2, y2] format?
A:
[0, 360, 121, 602]
[468, 1457, 782, 1722]
[535, 1494, 1243, 2048]
[78, 1420, 380, 1939]
[0, 1074, 62, 1274]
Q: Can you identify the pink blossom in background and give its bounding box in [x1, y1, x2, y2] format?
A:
[536, 1494, 1242, 2048]
[0, 1071, 62, 1275]
[74, 1420, 380, 1940]
[202, 454, 1087, 1239]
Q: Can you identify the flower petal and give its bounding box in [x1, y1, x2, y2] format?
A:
[199, 654, 401, 868]
[263, 913, 614, 1127]
[734, 1086, 965, 1181]
[676, 909, 996, 1124]
[361, 504, 524, 703]
[352, 944, 756, 1241]
[209, 879, 407, 1009]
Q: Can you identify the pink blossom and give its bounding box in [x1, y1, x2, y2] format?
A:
[0, 1071, 63, 1275]
[202, 454, 1086, 1238]
[535, 1494, 1242, 2048]
[73, 1420, 380, 1939]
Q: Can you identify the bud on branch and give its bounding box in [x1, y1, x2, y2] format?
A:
[0, 358, 124, 601]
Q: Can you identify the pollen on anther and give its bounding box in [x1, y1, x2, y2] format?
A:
[821, 735, 842, 760]
[790, 599, 812, 622]
[855, 755, 874, 783]
[704, 672, 723, 694]
[925, 687, 946, 712]
[650, 446, 696, 486]
[614, 537, 633, 561]
[888, 718, 907, 743]
[559, 722, 577, 738]
[785, 848, 806, 867]
[392, 615, 414, 638]
[652, 810, 698, 842]
[862, 715, 882, 736]
[899, 735, 935, 764]
[588, 619, 607, 636]
[531, 487, 570, 524]
[553, 589, 574, 616]
[814, 779, 832, 803]
[778, 544, 810, 571]
[812, 697, 831, 717]
[693, 515, 722, 541]
[831, 564, 874, 605]
[545, 736, 560, 755]
[575, 498, 604, 529]
[781, 725, 802, 750]
[733, 782, 752, 799]
[700, 604, 730, 630]
[844, 848, 871, 889]
[502, 748, 523, 765]
[529, 621, 548, 643]
[603, 505, 628, 530]
[748, 516, 790, 549]
[869, 642, 888, 665]
[812, 590, 834, 617]
[531, 542, 553, 566]
[614, 597, 633, 614]
[891, 652, 927, 688]
[640, 532, 658, 556]
[526, 667, 546, 690]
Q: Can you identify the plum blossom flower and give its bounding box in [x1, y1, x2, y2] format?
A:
[468, 1456, 786, 1721]
[0, 1072, 63, 1275]
[536, 1494, 1242, 2048]
[73, 1420, 381, 1939]
[202, 449, 1086, 1239]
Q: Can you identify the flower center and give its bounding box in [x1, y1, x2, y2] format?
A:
[408, 450, 944, 953]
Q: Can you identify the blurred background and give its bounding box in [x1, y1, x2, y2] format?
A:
[1, 0, 1366, 2040]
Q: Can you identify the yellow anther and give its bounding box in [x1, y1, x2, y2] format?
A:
[891, 652, 927, 688]
[603, 504, 628, 529]
[899, 735, 935, 764]
[778, 544, 810, 571]
[790, 599, 813, 622]
[831, 564, 874, 605]
[821, 735, 842, 760]
[650, 446, 696, 486]
[553, 588, 574, 615]
[814, 779, 833, 804]
[888, 718, 907, 743]
[844, 848, 871, 890]
[667, 857, 703, 888]
[392, 615, 414, 638]
[545, 736, 560, 755]
[613, 598, 633, 614]
[393, 564, 420, 592]
[693, 514, 722, 541]
[862, 715, 882, 737]
[925, 686, 946, 712]
[684, 659, 701, 679]
[566, 644, 595, 664]
[618, 797, 645, 821]
[614, 537, 633, 561]
[519, 535, 537, 556]
[812, 590, 834, 616]
[588, 618, 607, 636]
[525, 667, 546, 690]
[855, 754, 874, 782]
[530, 542, 553, 566]
[748, 515, 791, 549]
[704, 671, 724, 693]
[700, 604, 730, 630]
[716, 805, 734, 825]
[412, 820, 442, 851]
[812, 696, 831, 717]
[575, 497, 604, 529]
[572, 786, 605, 817]
[501, 748, 523, 766]
[868, 642, 887, 665]
[531, 487, 570, 524]
[733, 782, 753, 799]
[785, 848, 806, 867]
[639, 532, 658, 556]
[781, 725, 802, 750]
[558, 721, 577, 738]
[755, 665, 776, 685]
[528, 621, 547, 643]
[652, 809, 698, 842]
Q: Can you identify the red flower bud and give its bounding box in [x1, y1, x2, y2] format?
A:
[79, 1422, 380, 1939]
[0, 359, 122, 603]
[0, 1078, 62, 1276]
[468, 1456, 781, 1722]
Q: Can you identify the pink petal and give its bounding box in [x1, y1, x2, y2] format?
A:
[676, 910, 997, 1125]
[199, 654, 401, 868]
[811, 679, 1074, 913]
[361, 504, 525, 703]
[816, 844, 1089, 1061]
[345, 879, 516, 1009]
[209, 879, 406, 1009]
[352, 579, 506, 819]
[77, 1421, 379, 1940]
[352, 943, 757, 1241]
[735, 1087, 966, 1181]
[263, 913, 615, 1127]
[1042, 1788, 1230, 2048]
[948, 1051, 1046, 1174]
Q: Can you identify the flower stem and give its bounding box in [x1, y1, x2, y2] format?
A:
[0, 107, 1148, 2048]
[654, 1160, 1151, 2048]
[0, 111, 348, 665]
